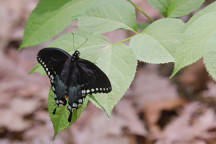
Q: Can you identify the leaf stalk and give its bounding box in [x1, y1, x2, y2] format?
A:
[127, 0, 154, 22]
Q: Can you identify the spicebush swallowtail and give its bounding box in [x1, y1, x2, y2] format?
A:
[37, 48, 112, 122]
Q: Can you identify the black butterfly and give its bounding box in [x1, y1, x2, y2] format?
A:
[37, 48, 112, 122]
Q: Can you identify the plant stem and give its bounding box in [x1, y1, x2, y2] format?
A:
[116, 35, 135, 44]
[127, 0, 154, 22]
[119, 37, 131, 43]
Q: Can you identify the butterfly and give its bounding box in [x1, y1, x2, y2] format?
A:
[37, 48, 112, 122]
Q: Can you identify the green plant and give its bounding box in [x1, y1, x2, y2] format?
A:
[20, 0, 216, 138]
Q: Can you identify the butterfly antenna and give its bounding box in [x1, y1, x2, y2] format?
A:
[72, 32, 75, 51]
[77, 38, 88, 50]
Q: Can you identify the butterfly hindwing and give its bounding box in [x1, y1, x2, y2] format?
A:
[66, 58, 111, 115]
[78, 59, 112, 94]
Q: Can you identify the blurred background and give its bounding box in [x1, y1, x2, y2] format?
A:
[1, 0, 216, 144]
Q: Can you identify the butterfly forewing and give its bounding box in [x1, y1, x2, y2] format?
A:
[37, 48, 70, 106]
[37, 48, 70, 76]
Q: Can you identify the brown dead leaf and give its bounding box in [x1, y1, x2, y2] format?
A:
[128, 65, 184, 135]
[34, 111, 50, 123]
[130, 65, 179, 110]
[24, 125, 51, 143]
[178, 59, 210, 94]
[115, 100, 147, 136]
[10, 97, 39, 116]
[202, 82, 216, 99]
[0, 109, 31, 132]
[156, 103, 216, 144]
[0, 5, 10, 50]
[72, 104, 138, 144]
[144, 98, 185, 136]
[0, 0, 38, 50]
[0, 93, 13, 107]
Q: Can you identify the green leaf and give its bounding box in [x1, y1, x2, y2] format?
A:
[49, 31, 109, 58]
[20, 0, 99, 48]
[167, 0, 204, 17]
[147, 0, 170, 16]
[31, 31, 109, 75]
[30, 63, 46, 75]
[171, 12, 216, 77]
[87, 95, 107, 114]
[48, 88, 88, 138]
[204, 33, 216, 80]
[78, 0, 137, 34]
[143, 18, 185, 56]
[29, 63, 40, 74]
[187, 1, 216, 25]
[137, 23, 150, 30]
[130, 33, 174, 63]
[147, 0, 204, 18]
[93, 43, 136, 116]
[33, 31, 137, 120]
[130, 18, 184, 64]
[130, 16, 216, 78]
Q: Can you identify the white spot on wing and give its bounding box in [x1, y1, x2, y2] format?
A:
[50, 75, 54, 80]
[86, 89, 90, 93]
[73, 103, 77, 107]
[78, 99, 82, 103]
